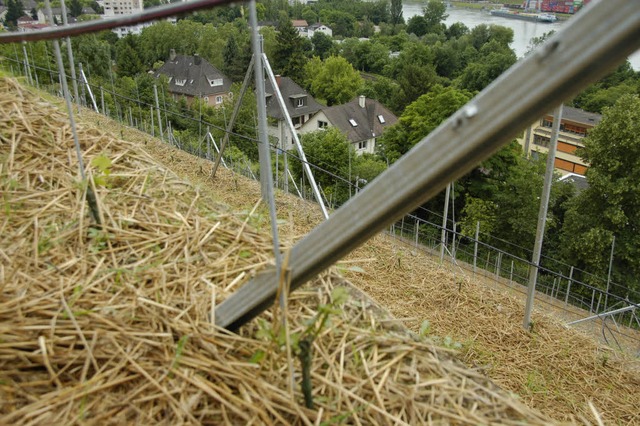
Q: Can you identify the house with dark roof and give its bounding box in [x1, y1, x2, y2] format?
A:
[265, 76, 323, 150]
[154, 50, 232, 108]
[299, 96, 398, 154]
[519, 105, 602, 175]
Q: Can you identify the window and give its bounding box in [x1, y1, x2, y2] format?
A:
[216, 96, 223, 104]
[542, 118, 553, 128]
[377, 114, 386, 124]
[203, 96, 209, 104]
[175, 79, 186, 86]
[358, 141, 367, 150]
[297, 98, 305, 108]
[209, 78, 223, 87]
[349, 119, 358, 127]
[318, 120, 328, 129]
[533, 134, 550, 148]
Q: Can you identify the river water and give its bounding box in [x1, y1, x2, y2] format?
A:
[402, 2, 640, 69]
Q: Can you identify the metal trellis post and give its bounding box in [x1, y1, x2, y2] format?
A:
[523, 104, 563, 330]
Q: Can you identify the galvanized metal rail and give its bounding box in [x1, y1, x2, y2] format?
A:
[0, 0, 239, 43]
[214, 0, 640, 330]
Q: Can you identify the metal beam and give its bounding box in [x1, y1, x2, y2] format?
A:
[0, 0, 239, 43]
[523, 104, 563, 329]
[567, 305, 637, 326]
[211, 55, 254, 179]
[214, 1, 640, 331]
[262, 54, 329, 219]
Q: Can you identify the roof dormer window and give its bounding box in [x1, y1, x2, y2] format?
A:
[349, 119, 358, 127]
[377, 114, 386, 124]
[209, 78, 223, 87]
[175, 79, 186, 86]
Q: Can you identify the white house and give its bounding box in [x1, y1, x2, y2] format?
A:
[307, 23, 332, 38]
[299, 95, 398, 154]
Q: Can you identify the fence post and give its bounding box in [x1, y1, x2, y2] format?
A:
[414, 218, 420, 248]
[605, 235, 615, 312]
[150, 107, 155, 137]
[551, 278, 557, 300]
[495, 252, 502, 278]
[473, 221, 479, 276]
[60, 0, 80, 111]
[153, 85, 163, 142]
[440, 183, 451, 263]
[565, 266, 573, 307]
[523, 104, 563, 330]
[590, 289, 596, 313]
[22, 42, 33, 86]
[509, 260, 514, 285]
[100, 87, 105, 115]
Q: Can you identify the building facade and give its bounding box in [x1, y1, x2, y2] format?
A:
[103, 0, 148, 37]
[299, 96, 398, 155]
[519, 105, 601, 175]
[155, 50, 233, 108]
[265, 76, 323, 151]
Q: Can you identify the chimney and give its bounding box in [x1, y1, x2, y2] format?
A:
[194, 54, 201, 65]
[169, 49, 176, 61]
[275, 75, 282, 87]
[358, 95, 366, 108]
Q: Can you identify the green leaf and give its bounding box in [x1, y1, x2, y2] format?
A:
[91, 154, 112, 175]
[331, 286, 349, 306]
[419, 320, 431, 337]
[249, 349, 266, 364]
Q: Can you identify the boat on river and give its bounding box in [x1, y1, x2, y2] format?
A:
[489, 7, 557, 23]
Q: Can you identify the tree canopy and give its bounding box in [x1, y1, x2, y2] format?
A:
[560, 95, 640, 294]
[306, 56, 363, 106]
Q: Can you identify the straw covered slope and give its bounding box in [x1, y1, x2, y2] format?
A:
[0, 78, 555, 424]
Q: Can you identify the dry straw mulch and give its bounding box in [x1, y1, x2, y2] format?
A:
[0, 77, 555, 424]
[88, 88, 640, 424]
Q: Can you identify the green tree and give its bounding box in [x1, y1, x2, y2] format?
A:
[352, 153, 387, 186]
[301, 7, 317, 24]
[572, 61, 639, 113]
[273, 14, 308, 82]
[560, 95, 640, 294]
[69, 0, 84, 17]
[115, 35, 144, 77]
[389, 0, 404, 31]
[525, 30, 555, 55]
[406, 16, 428, 37]
[456, 40, 516, 92]
[321, 10, 356, 37]
[311, 31, 334, 60]
[378, 85, 472, 162]
[5, 0, 24, 29]
[223, 33, 250, 81]
[423, 0, 447, 35]
[72, 34, 112, 79]
[307, 55, 362, 106]
[446, 22, 469, 40]
[290, 128, 354, 205]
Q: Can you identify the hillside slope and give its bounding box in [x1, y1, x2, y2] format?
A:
[111, 102, 640, 424]
[0, 77, 559, 424]
[2, 76, 638, 424]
